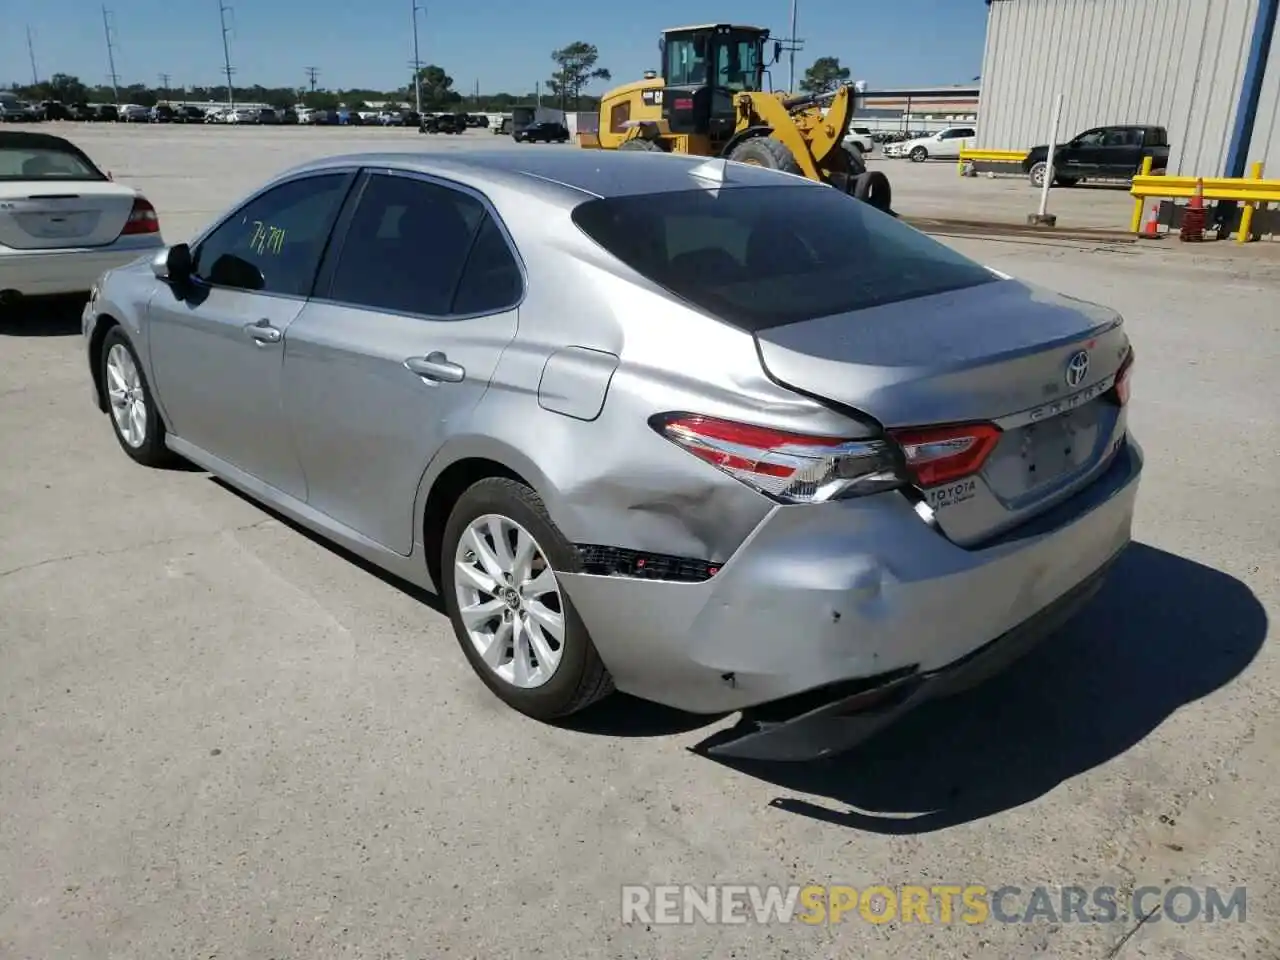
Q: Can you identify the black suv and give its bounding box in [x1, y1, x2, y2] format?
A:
[1023, 125, 1169, 187]
[419, 113, 467, 134]
[514, 120, 569, 143]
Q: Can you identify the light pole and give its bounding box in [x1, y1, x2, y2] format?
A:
[411, 1, 424, 115]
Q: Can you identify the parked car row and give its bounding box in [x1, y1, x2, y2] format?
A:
[3, 100, 438, 129]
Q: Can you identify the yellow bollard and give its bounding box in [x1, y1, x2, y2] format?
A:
[1236, 161, 1264, 244]
[1130, 155, 1154, 233]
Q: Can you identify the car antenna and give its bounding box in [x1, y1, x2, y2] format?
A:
[689, 156, 730, 185]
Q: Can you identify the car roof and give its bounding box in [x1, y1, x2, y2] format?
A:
[283, 149, 825, 206]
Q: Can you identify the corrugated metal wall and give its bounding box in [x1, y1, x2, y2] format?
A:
[976, 0, 1259, 176]
[1247, 12, 1280, 172]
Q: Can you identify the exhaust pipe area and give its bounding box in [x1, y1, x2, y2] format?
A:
[0, 290, 23, 308]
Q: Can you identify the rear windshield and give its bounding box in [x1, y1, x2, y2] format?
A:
[571, 184, 998, 331]
[0, 143, 104, 182]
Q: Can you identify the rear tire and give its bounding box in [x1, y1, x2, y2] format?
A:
[619, 137, 662, 152]
[442, 477, 614, 721]
[1028, 161, 1048, 188]
[728, 135, 804, 175]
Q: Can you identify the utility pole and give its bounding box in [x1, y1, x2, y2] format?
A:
[218, 0, 236, 111]
[410, 0, 424, 115]
[775, 0, 804, 93]
[101, 7, 120, 104]
[158, 72, 171, 102]
[305, 66, 319, 93]
[26, 26, 39, 86]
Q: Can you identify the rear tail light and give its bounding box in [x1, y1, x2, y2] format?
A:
[1111, 346, 1135, 406]
[120, 196, 160, 235]
[888, 422, 1002, 488]
[650, 413, 904, 504]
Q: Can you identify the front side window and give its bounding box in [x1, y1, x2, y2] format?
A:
[192, 173, 350, 296]
[715, 36, 762, 92]
[325, 174, 492, 317]
[572, 184, 997, 332]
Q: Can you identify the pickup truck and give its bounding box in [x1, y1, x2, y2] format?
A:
[1023, 124, 1169, 187]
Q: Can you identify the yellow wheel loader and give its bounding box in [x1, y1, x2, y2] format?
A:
[579, 23, 892, 213]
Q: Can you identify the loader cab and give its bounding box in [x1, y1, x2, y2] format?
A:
[659, 24, 771, 144]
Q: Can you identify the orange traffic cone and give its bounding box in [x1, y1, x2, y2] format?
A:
[1180, 178, 1206, 242]
[1140, 204, 1160, 238]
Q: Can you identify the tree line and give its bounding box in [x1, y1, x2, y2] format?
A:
[8, 42, 615, 115]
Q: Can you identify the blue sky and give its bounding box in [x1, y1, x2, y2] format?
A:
[5, 0, 988, 95]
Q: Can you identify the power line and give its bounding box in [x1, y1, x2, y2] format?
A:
[217, 0, 236, 111]
[305, 66, 319, 93]
[101, 7, 120, 104]
[158, 72, 171, 101]
[26, 26, 39, 86]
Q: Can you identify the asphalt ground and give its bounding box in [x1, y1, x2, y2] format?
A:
[1, 123, 1277, 959]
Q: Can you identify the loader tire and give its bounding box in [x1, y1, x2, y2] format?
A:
[841, 145, 867, 177]
[853, 170, 893, 214]
[619, 138, 662, 151]
[728, 135, 803, 175]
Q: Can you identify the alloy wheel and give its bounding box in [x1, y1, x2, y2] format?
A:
[105, 343, 148, 448]
[453, 514, 566, 689]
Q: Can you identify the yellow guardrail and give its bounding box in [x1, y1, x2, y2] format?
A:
[957, 148, 1026, 175]
[1130, 157, 1276, 243]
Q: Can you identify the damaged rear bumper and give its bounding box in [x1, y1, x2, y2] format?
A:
[701, 551, 1118, 761]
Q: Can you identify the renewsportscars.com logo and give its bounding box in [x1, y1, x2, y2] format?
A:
[621, 885, 1248, 926]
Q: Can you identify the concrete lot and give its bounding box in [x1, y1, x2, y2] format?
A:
[1, 125, 1278, 959]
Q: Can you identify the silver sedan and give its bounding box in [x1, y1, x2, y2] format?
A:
[83, 149, 1141, 760]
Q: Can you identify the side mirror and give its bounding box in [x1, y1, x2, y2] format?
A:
[774, 41, 783, 63]
[153, 243, 192, 282]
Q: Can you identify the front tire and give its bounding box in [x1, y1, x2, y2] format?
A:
[909, 146, 928, 162]
[728, 135, 804, 175]
[100, 326, 173, 467]
[442, 477, 613, 720]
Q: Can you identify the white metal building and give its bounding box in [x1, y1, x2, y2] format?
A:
[976, 0, 1279, 177]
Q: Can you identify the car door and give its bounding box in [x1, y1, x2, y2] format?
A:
[1096, 127, 1141, 178]
[281, 170, 523, 554]
[1059, 128, 1106, 177]
[146, 170, 355, 500]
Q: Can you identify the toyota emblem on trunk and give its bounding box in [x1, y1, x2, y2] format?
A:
[1065, 350, 1090, 388]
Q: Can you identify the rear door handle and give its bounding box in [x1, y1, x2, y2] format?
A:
[404, 351, 466, 383]
[244, 319, 282, 344]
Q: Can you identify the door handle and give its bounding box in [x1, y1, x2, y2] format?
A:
[244, 319, 282, 344]
[404, 351, 465, 383]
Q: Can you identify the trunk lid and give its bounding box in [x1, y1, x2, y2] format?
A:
[754, 278, 1131, 545]
[0, 182, 138, 250]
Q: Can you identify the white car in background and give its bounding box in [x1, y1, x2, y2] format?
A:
[899, 126, 977, 162]
[843, 125, 875, 156]
[0, 130, 164, 303]
[117, 104, 150, 123]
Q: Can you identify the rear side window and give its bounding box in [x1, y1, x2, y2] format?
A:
[326, 173, 501, 317]
[571, 185, 998, 331]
